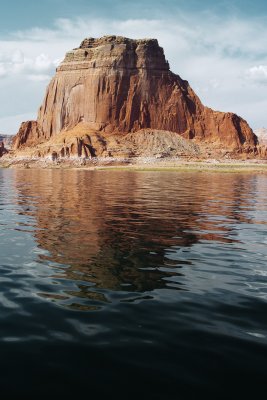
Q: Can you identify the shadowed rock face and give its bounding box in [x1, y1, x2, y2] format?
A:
[13, 35, 258, 156]
[0, 141, 8, 157]
[0, 135, 13, 148]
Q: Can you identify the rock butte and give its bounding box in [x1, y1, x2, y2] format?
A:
[12, 35, 263, 159]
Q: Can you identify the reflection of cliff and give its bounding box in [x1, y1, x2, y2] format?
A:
[13, 170, 255, 304]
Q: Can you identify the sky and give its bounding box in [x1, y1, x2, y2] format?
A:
[0, 0, 267, 134]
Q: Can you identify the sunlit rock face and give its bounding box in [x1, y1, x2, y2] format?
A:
[13, 35, 257, 156]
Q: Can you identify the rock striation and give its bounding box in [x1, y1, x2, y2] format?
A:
[13, 35, 258, 158]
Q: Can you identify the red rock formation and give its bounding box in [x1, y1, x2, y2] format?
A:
[13, 35, 258, 156]
[12, 121, 42, 149]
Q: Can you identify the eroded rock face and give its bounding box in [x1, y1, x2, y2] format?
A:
[12, 121, 42, 149]
[13, 35, 258, 156]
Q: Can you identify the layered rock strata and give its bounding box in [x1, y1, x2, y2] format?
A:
[13, 35, 258, 158]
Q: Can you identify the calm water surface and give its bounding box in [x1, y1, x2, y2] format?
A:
[0, 169, 267, 397]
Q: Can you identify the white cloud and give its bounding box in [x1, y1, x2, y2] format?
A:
[27, 74, 52, 82]
[0, 12, 267, 133]
[11, 50, 24, 64]
[12, 14, 267, 60]
[246, 65, 267, 85]
[0, 64, 7, 77]
[0, 49, 59, 81]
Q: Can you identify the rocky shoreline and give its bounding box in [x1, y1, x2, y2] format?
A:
[1, 155, 267, 172]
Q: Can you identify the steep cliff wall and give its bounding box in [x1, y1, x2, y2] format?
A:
[13, 35, 258, 156]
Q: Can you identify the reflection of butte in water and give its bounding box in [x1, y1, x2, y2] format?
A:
[13, 170, 255, 293]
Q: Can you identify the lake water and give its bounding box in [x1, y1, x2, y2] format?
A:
[0, 168, 267, 397]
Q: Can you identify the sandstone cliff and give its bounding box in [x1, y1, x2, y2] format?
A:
[13, 35, 258, 158]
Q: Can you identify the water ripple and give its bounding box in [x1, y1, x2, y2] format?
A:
[0, 169, 267, 396]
